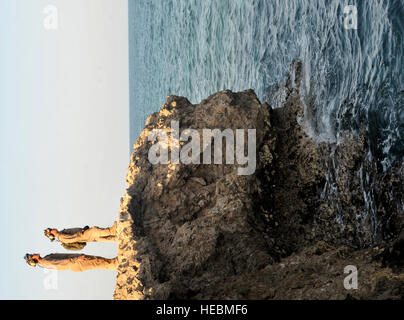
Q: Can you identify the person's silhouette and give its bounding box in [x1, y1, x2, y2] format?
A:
[24, 253, 117, 272]
[44, 221, 117, 251]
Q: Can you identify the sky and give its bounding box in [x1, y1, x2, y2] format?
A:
[0, 0, 129, 299]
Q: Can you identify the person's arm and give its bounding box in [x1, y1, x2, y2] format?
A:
[54, 228, 85, 243]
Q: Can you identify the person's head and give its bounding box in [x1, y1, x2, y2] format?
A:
[44, 228, 56, 241]
[24, 253, 40, 267]
[61, 242, 86, 251]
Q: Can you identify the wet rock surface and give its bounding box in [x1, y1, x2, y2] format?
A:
[114, 62, 403, 300]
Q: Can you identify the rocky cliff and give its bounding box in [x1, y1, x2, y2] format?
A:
[114, 61, 403, 300]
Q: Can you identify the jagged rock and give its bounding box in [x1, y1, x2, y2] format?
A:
[115, 88, 275, 299]
[114, 61, 403, 300]
[194, 241, 404, 300]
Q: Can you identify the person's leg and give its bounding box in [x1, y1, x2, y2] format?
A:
[81, 221, 117, 242]
[73, 255, 118, 272]
[98, 235, 117, 242]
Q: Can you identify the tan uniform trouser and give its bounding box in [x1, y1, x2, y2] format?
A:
[57, 222, 117, 243]
[40, 254, 118, 272]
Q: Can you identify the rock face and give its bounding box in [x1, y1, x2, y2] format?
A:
[115, 88, 275, 299]
[114, 62, 403, 300]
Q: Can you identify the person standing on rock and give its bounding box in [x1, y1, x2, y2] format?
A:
[44, 222, 117, 251]
[24, 253, 118, 272]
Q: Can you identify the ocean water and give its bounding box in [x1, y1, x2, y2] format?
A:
[129, 0, 403, 169]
